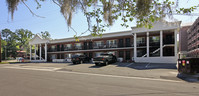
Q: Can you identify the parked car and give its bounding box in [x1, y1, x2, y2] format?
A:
[71, 55, 91, 64]
[93, 54, 117, 66]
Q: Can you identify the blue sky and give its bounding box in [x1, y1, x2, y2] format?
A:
[0, 0, 199, 39]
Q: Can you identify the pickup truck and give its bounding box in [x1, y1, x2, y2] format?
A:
[71, 55, 91, 64]
[93, 54, 117, 66]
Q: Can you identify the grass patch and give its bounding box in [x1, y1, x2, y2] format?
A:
[0, 62, 10, 64]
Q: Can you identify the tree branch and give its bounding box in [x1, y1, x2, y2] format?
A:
[22, 1, 45, 18]
[52, 0, 61, 7]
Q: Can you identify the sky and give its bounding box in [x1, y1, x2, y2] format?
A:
[0, 0, 199, 39]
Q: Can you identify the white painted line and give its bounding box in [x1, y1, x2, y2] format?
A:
[145, 63, 150, 68]
[126, 63, 134, 67]
[58, 70, 183, 83]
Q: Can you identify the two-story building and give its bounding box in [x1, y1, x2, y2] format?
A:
[29, 20, 181, 63]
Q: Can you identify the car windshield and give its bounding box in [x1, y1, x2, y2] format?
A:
[99, 54, 109, 57]
[72, 55, 84, 58]
[72, 55, 80, 58]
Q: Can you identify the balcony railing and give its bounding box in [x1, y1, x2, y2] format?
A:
[48, 42, 135, 52]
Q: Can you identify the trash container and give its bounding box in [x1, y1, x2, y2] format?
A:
[178, 58, 199, 74]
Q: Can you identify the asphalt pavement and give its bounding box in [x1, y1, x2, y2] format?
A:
[0, 67, 199, 96]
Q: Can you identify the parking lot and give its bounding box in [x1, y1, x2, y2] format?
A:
[2, 62, 181, 81]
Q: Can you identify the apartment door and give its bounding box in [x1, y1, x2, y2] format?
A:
[126, 38, 131, 47]
[61, 44, 64, 51]
[118, 39, 124, 47]
[57, 54, 60, 59]
[89, 52, 93, 58]
[84, 42, 87, 50]
[57, 45, 60, 51]
[89, 42, 93, 49]
[125, 51, 131, 61]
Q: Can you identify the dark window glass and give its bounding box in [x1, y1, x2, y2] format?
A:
[125, 51, 131, 60]
[119, 51, 124, 58]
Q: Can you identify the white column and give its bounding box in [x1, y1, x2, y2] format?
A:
[174, 30, 178, 57]
[160, 30, 163, 57]
[134, 33, 137, 60]
[45, 43, 47, 62]
[40, 44, 41, 60]
[34, 45, 36, 60]
[147, 32, 149, 57]
[30, 45, 32, 61]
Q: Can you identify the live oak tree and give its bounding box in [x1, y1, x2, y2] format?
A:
[1, 29, 18, 59]
[0, 29, 34, 60]
[15, 29, 34, 57]
[6, 0, 198, 38]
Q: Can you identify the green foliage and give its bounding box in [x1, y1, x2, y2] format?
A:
[1, 29, 18, 59]
[40, 31, 51, 39]
[5, 0, 199, 38]
[1, 28, 34, 60]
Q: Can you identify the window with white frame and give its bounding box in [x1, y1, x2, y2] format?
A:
[65, 44, 72, 50]
[94, 41, 103, 46]
[51, 54, 56, 59]
[75, 43, 81, 47]
[65, 54, 72, 58]
[137, 37, 145, 44]
[150, 36, 160, 43]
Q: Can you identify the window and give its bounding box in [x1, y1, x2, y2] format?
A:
[107, 40, 117, 48]
[150, 36, 160, 43]
[51, 45, 55, 49]
[65, 54, 71, 58]
[107, 40, 117, 45]
[65, 44, 72, 50]
[75, 43, 81, 47]
[51, 45, 56, 51]
[95, 41, 103, 46]
[137, 37, 145, 43]
[51, 54, 56, 59]
[75, 43, 82, 49]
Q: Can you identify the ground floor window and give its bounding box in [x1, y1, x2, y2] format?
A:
[65, 54, 72, 59]
[51, 54, 56, 59]
[163, 47, 174, 56]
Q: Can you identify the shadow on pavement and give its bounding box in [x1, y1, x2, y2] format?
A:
[177, 73, 199, 82]
[116, 62, 177, 70]
[89, 65, 105, 68]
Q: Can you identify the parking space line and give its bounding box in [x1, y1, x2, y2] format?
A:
[125, 63, 134, 67]
[145, 63, 150, 68]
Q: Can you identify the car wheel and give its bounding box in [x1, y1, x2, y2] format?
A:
[80, 60, 83, 64]
[73, 62, 76, 64]
[95, 63, 99, 66]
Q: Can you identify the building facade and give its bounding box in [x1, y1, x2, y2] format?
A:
[29, 21, 181, 63]
[179, 25, 191, 58]
[187, 17, 199, 57]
